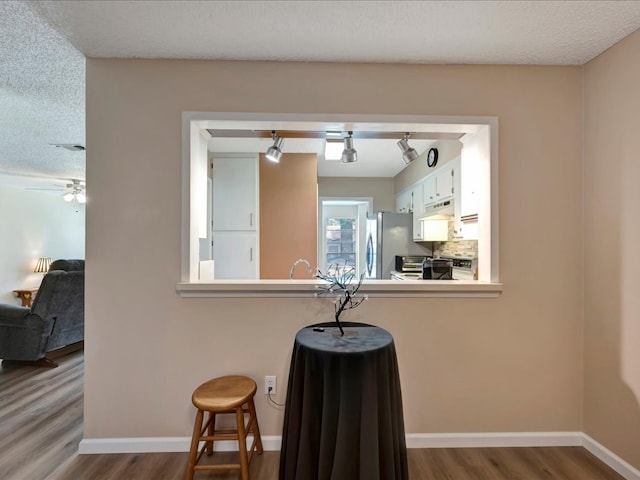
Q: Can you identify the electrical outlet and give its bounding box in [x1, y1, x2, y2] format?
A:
[264, 375, 276, 395]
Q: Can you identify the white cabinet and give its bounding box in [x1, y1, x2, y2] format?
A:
[212, 155, 258, 231]
[396, 182, 425, 240]
[423, 165, 455, 207]
[435, 167, 455, 202]
[211, 154, 259, 279]
[423, 175, 436, 206]
[453, 133, 484, 240]
[411, 182, 424, 240]
[396, 189, 412, 213]
[212, 233, 258, 279]
[460, 134, 481, 219]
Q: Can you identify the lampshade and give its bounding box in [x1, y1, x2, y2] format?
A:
[398, 135, 419, 164]
[341, 132, 357, 163]
[265, 134, 284, 163]
[34, 257, 52, 273]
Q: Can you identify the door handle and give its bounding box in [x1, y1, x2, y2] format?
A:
[250, 248, 253, 262]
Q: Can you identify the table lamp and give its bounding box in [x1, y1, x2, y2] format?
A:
[34, 257, 52, 273]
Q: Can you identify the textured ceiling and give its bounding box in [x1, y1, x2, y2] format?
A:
[0, 1, 85, 188]
[27, 0, 640, 65]
[2, 0, 640, 186]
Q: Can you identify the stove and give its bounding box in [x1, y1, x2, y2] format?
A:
[440, 256, 477, 280]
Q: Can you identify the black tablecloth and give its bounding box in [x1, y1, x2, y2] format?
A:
[279, 322, 408, 480]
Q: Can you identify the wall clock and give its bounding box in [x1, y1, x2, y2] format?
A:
[427, 147, 439, 168]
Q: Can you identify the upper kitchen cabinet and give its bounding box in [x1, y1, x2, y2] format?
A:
[423, 163, 455, 207]
[453, 132, 485, 240]
[396, 188, 412, 213]
[459, 133, 481, 219]
[411, 182, 425, 241]
[212, 155, 258, 231]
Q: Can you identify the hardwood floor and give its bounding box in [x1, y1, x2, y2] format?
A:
[52, 447, 625, 480]
[0, 350, 83, 480]
[0, 352, 626, 480]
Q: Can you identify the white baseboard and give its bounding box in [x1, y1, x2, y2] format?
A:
[405, 431, 582, 448]
[78, 435, 281, 454]
[79, 432, 581, 454]
[583, 434, 640, 480]
[79, 431, 639, 480]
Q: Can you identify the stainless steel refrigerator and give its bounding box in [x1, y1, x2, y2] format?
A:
[365, 212, 430, 279]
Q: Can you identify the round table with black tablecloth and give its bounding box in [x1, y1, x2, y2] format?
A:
[279, 322, 408, 480]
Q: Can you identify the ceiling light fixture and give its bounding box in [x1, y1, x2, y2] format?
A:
[341, 131, 357, 163]
[324, 134, 344, 160]
[398, 133, 419, 164]
[64, 191, 87, 204]
[63, 180, 86, 204]
[265, 131, 284, 163]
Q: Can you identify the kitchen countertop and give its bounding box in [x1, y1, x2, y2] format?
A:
[390, 269, 476, 281]
[390, 270, 423, 280]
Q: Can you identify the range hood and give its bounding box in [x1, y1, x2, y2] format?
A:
[423, 198, 454, 218]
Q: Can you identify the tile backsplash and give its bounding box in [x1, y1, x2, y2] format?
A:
[433, 219, 478, 258]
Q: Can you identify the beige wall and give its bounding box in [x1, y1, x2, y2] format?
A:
[260, 153, 317, 279]
[584, 29, 640, 469]
[318, 176, 395, 212]
[86, 61, 584, 445]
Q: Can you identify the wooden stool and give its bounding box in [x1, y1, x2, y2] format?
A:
[185, 375, 263, 480]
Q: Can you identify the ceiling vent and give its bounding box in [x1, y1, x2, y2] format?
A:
[51, 144, 85, 151]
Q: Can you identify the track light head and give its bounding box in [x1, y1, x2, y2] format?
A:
[265, 131, 284, 163]
[398, 133, 419, 164]
[341, 131, 358, 163]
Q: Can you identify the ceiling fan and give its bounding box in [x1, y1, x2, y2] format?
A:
[26, 179, 86, 203]
[62, 180, 86, 204]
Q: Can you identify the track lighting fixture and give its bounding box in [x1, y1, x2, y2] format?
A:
[265, 131, 284, 163]
[397, 133, 419, 164]
[341, 131, 358, 163]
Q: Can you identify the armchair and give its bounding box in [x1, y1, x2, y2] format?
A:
[0, 260, 84, 366]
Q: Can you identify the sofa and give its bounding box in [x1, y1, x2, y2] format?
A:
[0, 259, 84, 366]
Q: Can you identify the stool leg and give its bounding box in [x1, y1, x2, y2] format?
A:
[247, 398, 264, 454]
[236, 406, 250, 480]
[185, 409, 204, 480]
[206, 411, 216, 455]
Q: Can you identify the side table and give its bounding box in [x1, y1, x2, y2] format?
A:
[13, 288, 39, 307]
[279, 322, 408, 480]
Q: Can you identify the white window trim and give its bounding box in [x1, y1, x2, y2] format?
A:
[180, 112, 502, 298]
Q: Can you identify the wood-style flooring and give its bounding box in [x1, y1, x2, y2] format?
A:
[0, 350, 83, 480]
[0, 352, 626, 480]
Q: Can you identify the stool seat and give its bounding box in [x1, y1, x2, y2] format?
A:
[192, 375, 257, 411]
[185, 375, 263, 480]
